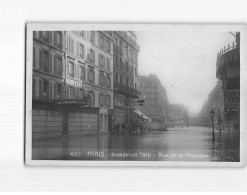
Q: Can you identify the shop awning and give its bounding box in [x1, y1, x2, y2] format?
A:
[132, 109, 151, 122]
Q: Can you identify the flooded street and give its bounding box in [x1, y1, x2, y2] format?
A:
[32, 127, 240, 162]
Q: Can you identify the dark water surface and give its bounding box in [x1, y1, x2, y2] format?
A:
[32, 127, 240, 162]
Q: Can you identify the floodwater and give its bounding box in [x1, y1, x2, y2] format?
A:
[32, 126, 240, 162]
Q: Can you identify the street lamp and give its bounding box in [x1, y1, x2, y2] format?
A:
[210, 109, 215, 141]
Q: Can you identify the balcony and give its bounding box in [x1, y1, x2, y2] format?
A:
[216, 41, 240, 79]
[114, 83, 141, 98]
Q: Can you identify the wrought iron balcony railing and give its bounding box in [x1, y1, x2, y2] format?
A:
[114, 83, 141, 98]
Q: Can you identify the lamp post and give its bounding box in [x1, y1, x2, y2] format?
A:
[210, 109, 215, 142]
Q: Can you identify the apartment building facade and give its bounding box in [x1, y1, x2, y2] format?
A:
[33, 31, 66, 103]
[65, 31, 114, 133]
[112, 31, 141, 126]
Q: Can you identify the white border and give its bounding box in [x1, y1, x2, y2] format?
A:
[25, 23, 247, 167]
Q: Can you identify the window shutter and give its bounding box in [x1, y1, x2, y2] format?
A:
[39, 79, 43, 99]
[39, 49, 43, 71]
[49, 53, 52, 74]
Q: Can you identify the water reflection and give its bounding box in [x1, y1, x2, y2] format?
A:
[32, 127, 240, 162]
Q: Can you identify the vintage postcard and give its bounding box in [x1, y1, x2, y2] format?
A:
[25, 24, 247, 166]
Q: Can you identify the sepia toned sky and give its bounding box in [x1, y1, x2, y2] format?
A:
[136, 30, 235, 115]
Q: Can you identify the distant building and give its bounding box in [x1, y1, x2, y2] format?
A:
[112, 31, 141, 126]
[138, 74, 169, 124]
[216, 32, 240, 130]
[168, 104, 189, 127]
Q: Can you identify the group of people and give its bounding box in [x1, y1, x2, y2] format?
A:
[111, 120, 148, 134]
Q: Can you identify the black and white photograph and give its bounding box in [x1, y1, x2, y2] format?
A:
[25, 24, 246, 166]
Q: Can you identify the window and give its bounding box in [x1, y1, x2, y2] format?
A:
[105, 39, 111, 53]
[115, 74, 118, 84]
[135, 52, 138, 64]
[79, 88, 84, 99]
[131, 66, 134, 76]
[114, 36, 119, 46]
[80, 31, 85, 37]
[69, 62, 74, 78]
[99, 71, 104, 86]
[88, 67, 95, 84]
[69, 86, 74, 99]
[55, 31, 62, 49]
[90, 31, 95, 44]
[106, 74, 111, 89]
[54, 55, 62, 77]
[43, 80, 49, 100]
[99, 54, 105, 68]
[126, 77, 129, 88]
[120, 58, 123, 70]
[99, 35, 104, 49]
[79, 66, 86, 81]
[57, 83, 62, 99]
[89, 91, 95, 106]
[43, 51, 49, 72]
[120, 75, 123, 85]
[40, 31, 49, 43]
[79, 44, 84, 59]
[126, 62, 129, 73]
[135, 67, 137, 77]
[107, 95, 111, 108]
[68, 36, 74, 54]
[89, 49, 95, 64]
[106, 57, 110, 71]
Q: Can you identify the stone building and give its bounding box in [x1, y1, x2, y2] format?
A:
[64, 31, 114, 133]
[32, 31, 114, 139]
[216, 32, 240, 130]
[168, 104, 189, 127]
[33, 31, 66, 102]
[138, 74, 169, 125]
[112, 31, 141, 126]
